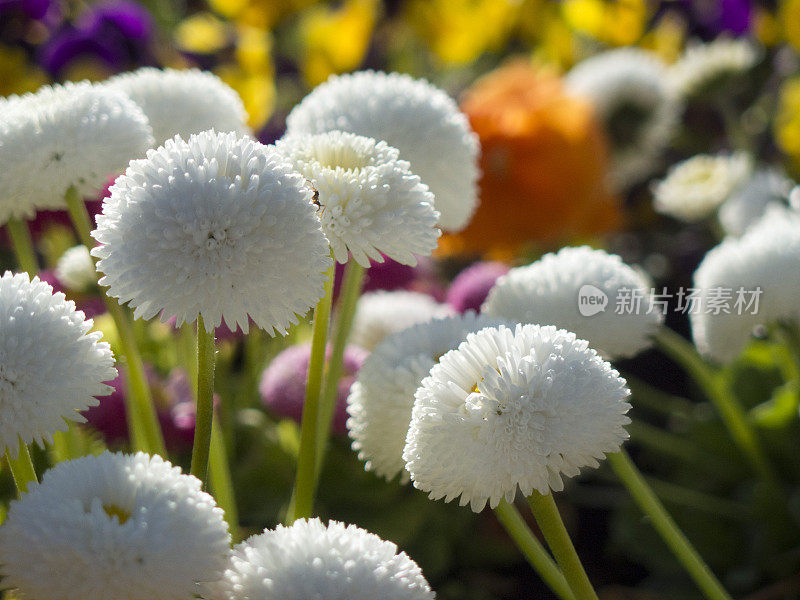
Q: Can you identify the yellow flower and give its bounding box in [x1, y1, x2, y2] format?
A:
[561, 0, 648, 46]
[779, 0, 800, 51]
[639, 11, 686, 63]
[775, 77, 800, 169]
[208, 0, 319, 30]
[174, 12, 231, 55]
[0, 44, 47, 96]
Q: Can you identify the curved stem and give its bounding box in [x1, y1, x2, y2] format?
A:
[494, 500, 576, 600]
[209, 414, 239, 541]
[289, 259, 336, 521]
[190, 316, 216, 486]
[6, 218, 37, 274]
[527, 492, 599, 600]
[607, 450, 733, 600]
[5, 442, 37, 495]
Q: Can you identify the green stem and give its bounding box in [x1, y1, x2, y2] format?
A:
[190, 316, 216, 486]
[209, 414, 239, 541]
[64, 185, 166, 456]
[607, 450, 733, 600]
[289, 259, 336, 521]
[315, 261, 365, 473]
[6, 218, 37, 274]
[5, 442, 37, 495]
[494, 500, 576, 600]
[527, 492, 599, 600]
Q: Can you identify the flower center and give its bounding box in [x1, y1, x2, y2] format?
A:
[103, 504, 131, 524]
[315, 143, 370, 171]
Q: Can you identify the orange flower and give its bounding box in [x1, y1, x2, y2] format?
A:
[439, 60, 622, 258]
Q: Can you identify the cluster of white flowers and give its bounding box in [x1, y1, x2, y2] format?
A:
[669, 37, 760, 98]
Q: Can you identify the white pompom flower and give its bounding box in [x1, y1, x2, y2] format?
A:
[285, 70, 480, 232]
[482, 246, 662, 359]
[652, 152, 752, 222]
[55, 244, 97, 292]
[0, 80, 154, 225]
[348, 312, 506, 482]
[565, 48, 681, 190]
[403, 324, 631, 512]
[92, 130, 332, 334]
[107, 67, 249, 145]
[276, 131, 440, 267]
[0, 451, 231, 600]
[691, 207, 800, 363]
[718, 169, 794, 236]
[349, 290, 453, 351]
[669, 37, 760, 99]
[205, 518, 434, 600]
[0, 271, 116, 458]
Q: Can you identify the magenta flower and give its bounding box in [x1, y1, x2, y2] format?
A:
[446, 261, 509, 313]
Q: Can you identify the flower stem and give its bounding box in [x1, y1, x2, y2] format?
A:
[289, 259, 336, 521]
[6, 218, 37, 274]
[209, 414, 239, 541]
[527, 492, 599, 600]
[494, 499, 576, 600]
[607, 449, 733, 600]
[5, 442, 37, 495]
[190, 316, 216, 486]
[64, 185, 166, 456]
[315, 261, 365, 473]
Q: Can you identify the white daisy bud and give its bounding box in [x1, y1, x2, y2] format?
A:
[55, 244, 97, 292]
[403, 324, 631, 512]
[348, 312, 506, 482]
[482, 246, 662, 359]
[205, 518, 434, 600]
[718, 169, 794, 236]
[0, 271, 116, 458]
[92, 130, 332, 334]
[285, 70, 480, 232]
[0, 451, 231, 600]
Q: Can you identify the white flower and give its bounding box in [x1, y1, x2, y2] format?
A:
[691, 208, 800, 363]
[348, 312, 506, 482]
[0, 271, 116, 458]
[0, 81, 154, 225]
[285, 70, 480, 232]
[107, 67, 249, 145]
[0, 451, 231, 600]
[403, 324, 631, 512]
[92, 130, 332, 335]
[566, 48, 681, 190]
[669, 37, 760, 98]
[718, 169, 794, 236]
[276, 131, 440, 266]
[350, 290, 453, 351]
[652, 152, 753, 222]
[205, 518, 433, 600]
[55, 244, 97, 292]
[482, 246, 662, 359]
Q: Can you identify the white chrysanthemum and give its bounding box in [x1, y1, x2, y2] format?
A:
[107, 67, 249, 145]
[285, 70, 480, 232]
[348, 312, 506, 482]
[92, 130, 332, 334]
[276, 131, 440, 266]
[718, 169, 794, 236]
[350, 290, 453, 351]
[482, 246, 662, 359]
[403, 324, 631, 512]
[691, 207, 800, 363]
[205, 518, 433, 600]
[0, 452, 231, 600]
[652, 152, 752, 222]
[669, 37, 760, 98]
[0, 80, 154, 225]
[566, 48, 681, 190]
[55, 244, 97, 291]
[0, 271, 116, 458]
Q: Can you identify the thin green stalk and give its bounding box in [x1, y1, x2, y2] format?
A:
[5, 442, 37, 495]
[190, 316, 216, 486]
[209, 414, 239, 541]
[6, 218, 37, 274]
[527, 492, 599, 600]
[607, 450, 733, 600]
[316, 261, 365, 472]
[64, 185, 166, 456]
[494, 500, 576, 600]
[289, 259, 336, 522]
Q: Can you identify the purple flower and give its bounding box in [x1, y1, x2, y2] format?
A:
[0, 0, 58, 22]
[37, 269, 106, 318]
[664, 0, 752, 38]
[446, 261, 509, 313]
[333, 253, 442, 300]
[259, 343, 368, 434]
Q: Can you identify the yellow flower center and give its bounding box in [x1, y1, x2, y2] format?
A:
[103, 504, 131, 524]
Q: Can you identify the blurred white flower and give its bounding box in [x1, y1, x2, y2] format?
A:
[718, 169, 794, 236]
[276, 131, 440, 266]
[92, 130, 332, 334]
[55, 244, 96, 292]
[403, 324, 631, 512]
[285, 70, 480, 232]
[0, 452, 230, 600]
[0, 271, 116, 458]
[205, 518, 434, 600]
[669, 37, 760, 98]
[482, 246, 662, 359]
